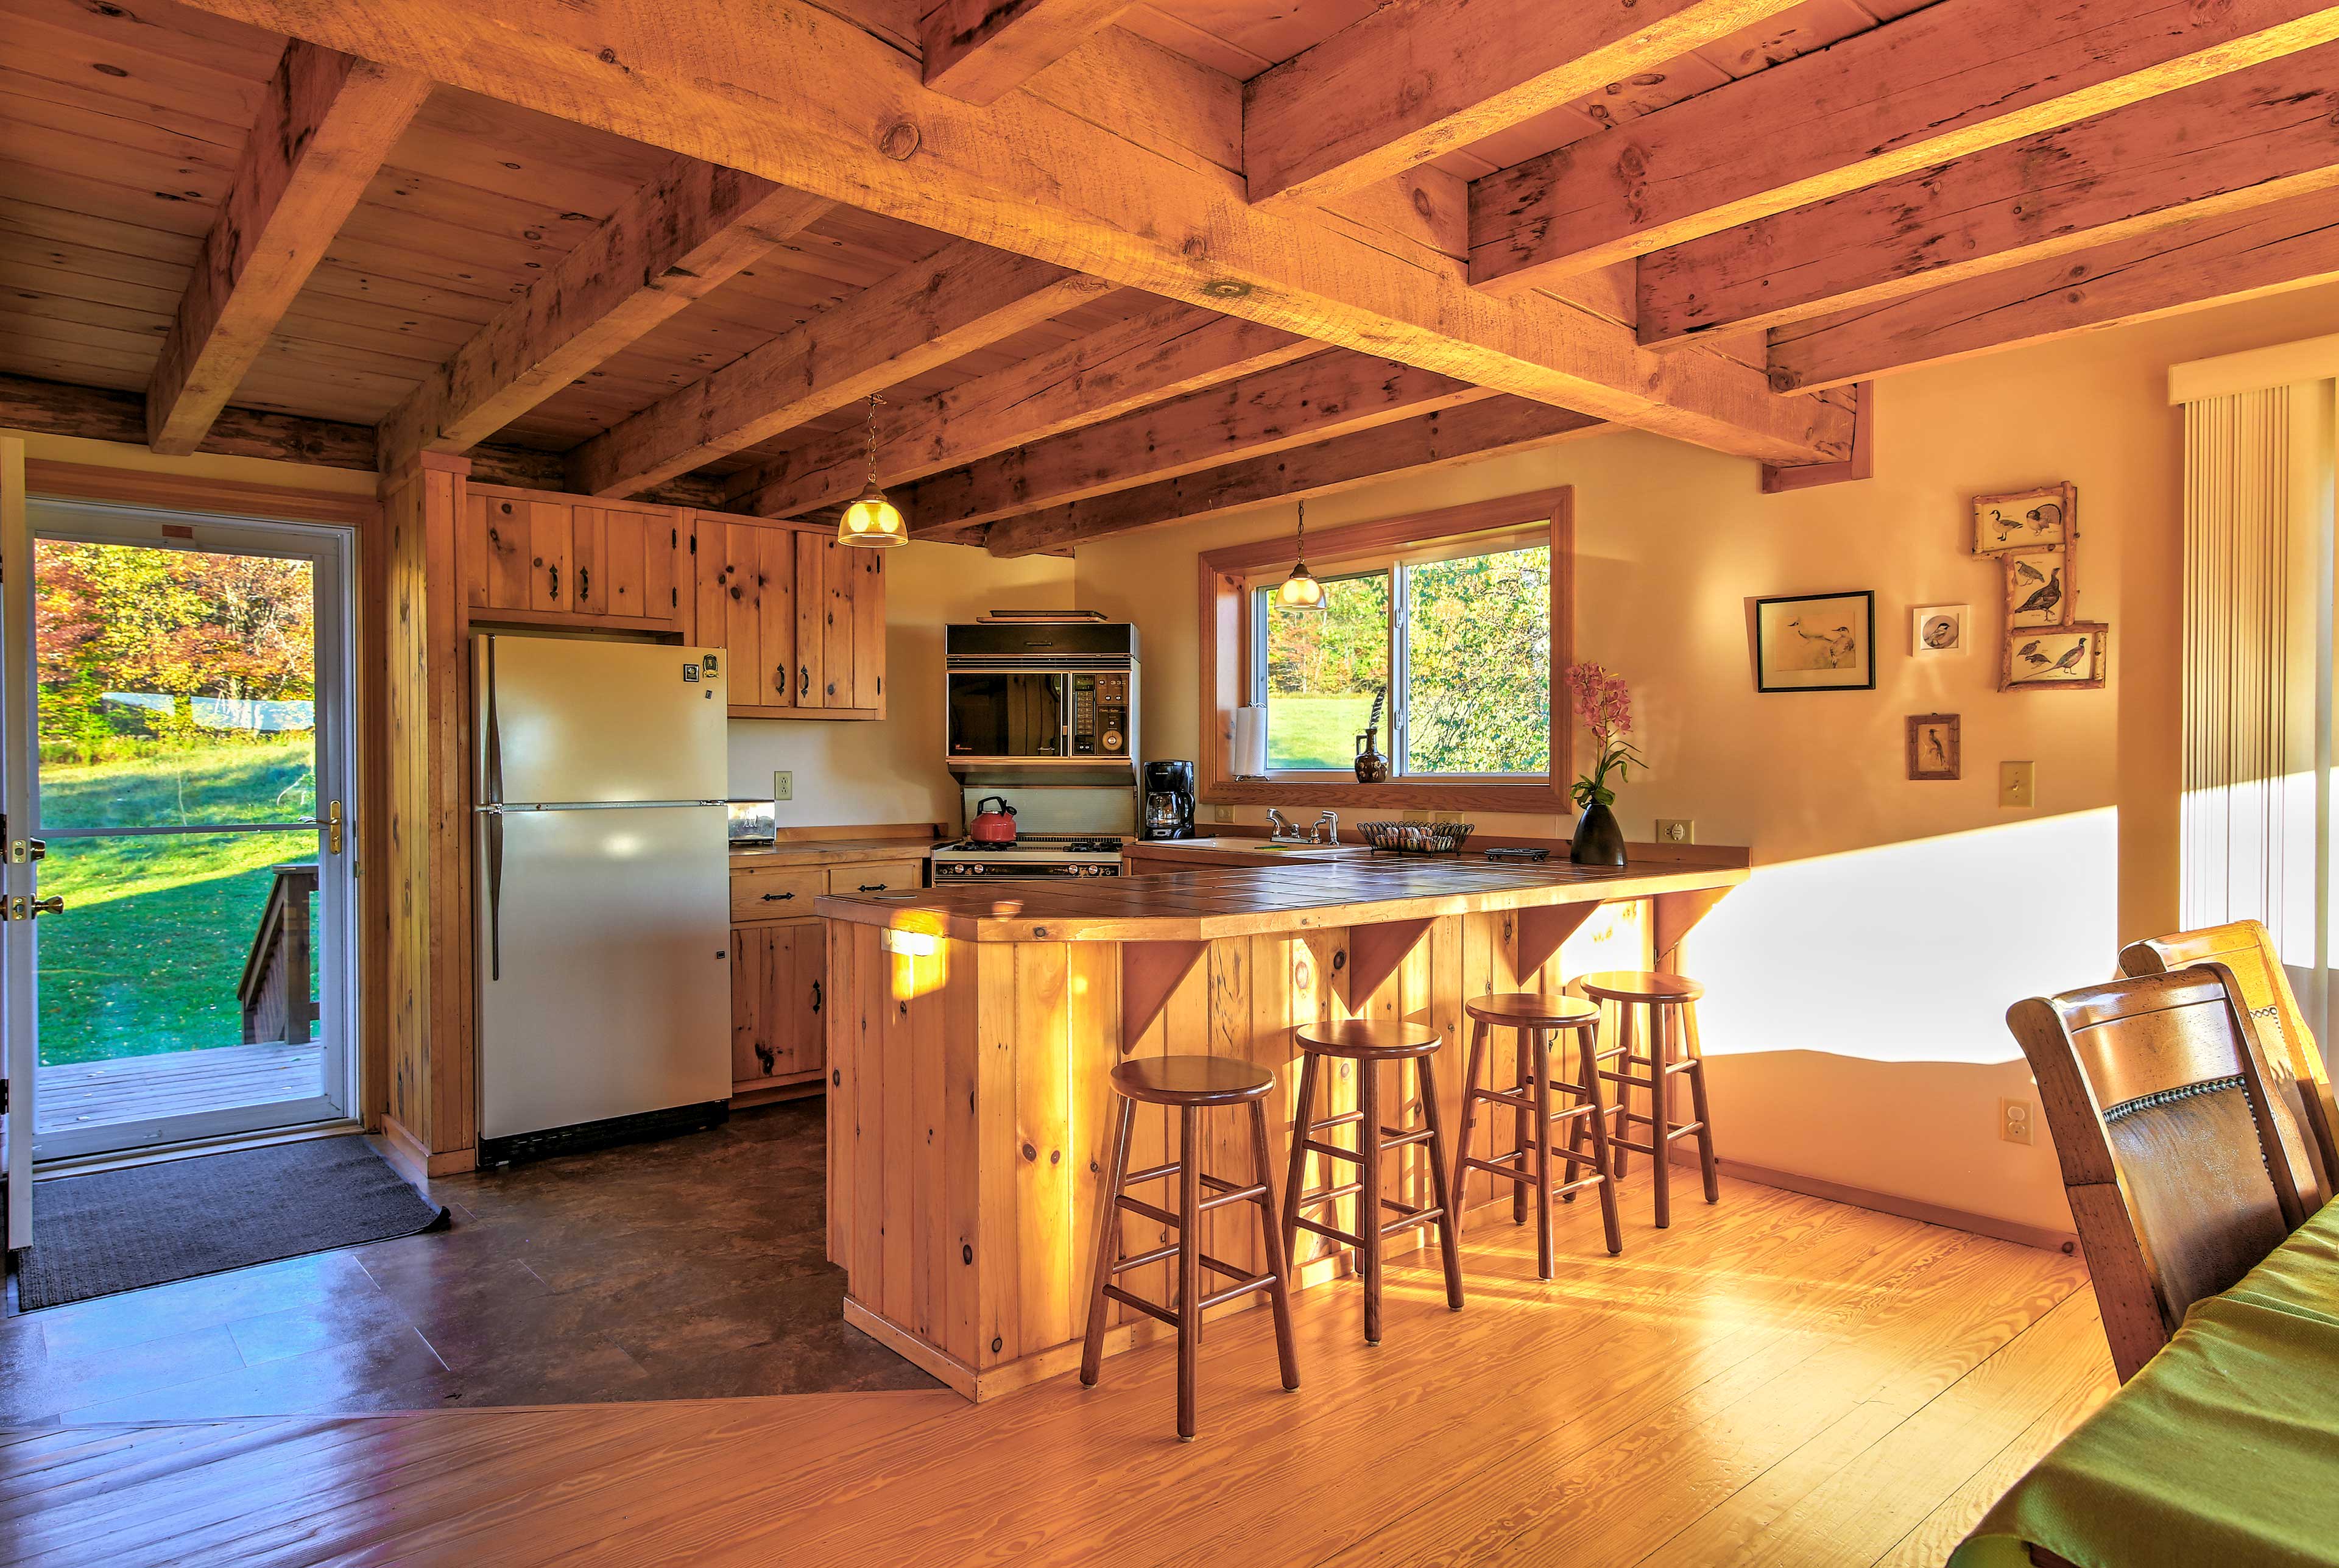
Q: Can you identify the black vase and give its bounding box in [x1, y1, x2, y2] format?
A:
[1570, 800, 1626, 867]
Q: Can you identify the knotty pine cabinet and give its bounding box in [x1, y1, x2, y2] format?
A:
[730, 917, 825, 1103]
[464, 485, 690, 635]
[695, 517, 886, 719]
[456, 484, 886, 721]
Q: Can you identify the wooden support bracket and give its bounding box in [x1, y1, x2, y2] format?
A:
[1515, 902, 1600, 983]
[1346, 917, 1436, 1005]
[1121, 939, 1208, 1046]
[1760, 382, 1872, 493]
[1653, 887, 1734, 970]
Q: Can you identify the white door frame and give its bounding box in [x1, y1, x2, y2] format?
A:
[2, 438, 30, 1248]
[10, 496, 360, 1173]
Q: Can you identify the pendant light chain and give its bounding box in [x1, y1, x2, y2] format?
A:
[865, 392, 883, 483]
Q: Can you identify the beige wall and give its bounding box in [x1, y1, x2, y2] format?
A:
[725, 540, 1077, 828]
[1073, 280, 2339, 1237]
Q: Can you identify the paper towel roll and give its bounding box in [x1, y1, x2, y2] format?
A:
[1232, 706, 1268, 777]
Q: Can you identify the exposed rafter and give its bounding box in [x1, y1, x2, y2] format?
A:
[978, 397, 1604, 557]
[378, 158, 831, 465]
[1637, 41, 2339, 344]
[729, 298, 1312, 518]
[919, 0, 1136, 104]
[1769, 188, 2339, 392]
[1241, 0, 1801, 211]
[905, 350, 1495, 537]
[1469, 0, 2339, 295]
[165, 0, 1851, 467]
[565, 242, 1107, 498]
[147, 40, 430, 455]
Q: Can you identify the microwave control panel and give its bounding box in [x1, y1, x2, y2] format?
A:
[1071, 673, 1129, 756]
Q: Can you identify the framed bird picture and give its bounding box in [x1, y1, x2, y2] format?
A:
[1906, 714, 1961, 780]
[1755, 591, 1875, 691]
[2004, 545, 2072, 629]
[1974, 482, 2075, 554]
[2003, 623, 2108, 691]
[1911, 604, 1969, 657]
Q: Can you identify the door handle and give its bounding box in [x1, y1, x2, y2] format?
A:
[30, 895, 62, 917]
[5, 895, 63, 921]
[484, 810, 505, 982]
[799, 665, 810, 701]
[810, 980, 822, 1014]
[548, 562, 560, 601]
[577, 566, 589, 603]
[326, 800, 344, 855]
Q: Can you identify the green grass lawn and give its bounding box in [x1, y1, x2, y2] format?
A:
[1266, 695, 1379, 771]
[38, 740, 320, 1066]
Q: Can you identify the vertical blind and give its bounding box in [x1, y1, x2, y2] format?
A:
[2179, 381, 2335, 1036]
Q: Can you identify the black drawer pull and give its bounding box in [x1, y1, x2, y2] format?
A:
[857, 882, 886, 892]
[760, 891, 796, 902]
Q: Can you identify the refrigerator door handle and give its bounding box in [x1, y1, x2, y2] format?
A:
[484, 807, 505, 982]
[481, 635, 504, 808]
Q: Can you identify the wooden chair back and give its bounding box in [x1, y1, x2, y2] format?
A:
[2119, 919, 2338, 1207]
[2007, 964, 2313, 1381]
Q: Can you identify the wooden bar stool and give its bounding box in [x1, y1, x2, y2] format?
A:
[1578, 971, 1720, 1229]
[1451, 993, 1623, 1274]
[1079, 1055, 1300, 1441]
[1281, 1019, 1463, 1346]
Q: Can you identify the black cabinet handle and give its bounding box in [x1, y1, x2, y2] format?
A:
[760, 891, 795, 902]
[577, 566, 588, 602]
[547, 563, 559, 601]
[858, 883, 885, 892]
[800, 665, 810, 700]
[810, 980, 822, 1014]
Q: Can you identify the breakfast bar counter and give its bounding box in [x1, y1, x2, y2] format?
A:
[817, 856, 1746, 1400]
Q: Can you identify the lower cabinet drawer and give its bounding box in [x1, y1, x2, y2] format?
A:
[730, 866, 826, 922]
[828, 860, 926, 895]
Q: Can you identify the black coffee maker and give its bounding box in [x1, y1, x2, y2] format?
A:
[1143, 760, 1196, 840]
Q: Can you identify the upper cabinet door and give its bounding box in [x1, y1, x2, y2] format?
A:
[685, 515, 886, 722]
[464, 489, 686, 634]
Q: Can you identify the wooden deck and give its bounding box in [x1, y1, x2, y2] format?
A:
[34, 1042, 327, 1135]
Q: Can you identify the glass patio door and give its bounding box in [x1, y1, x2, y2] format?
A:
[16, 498, 356, 1167]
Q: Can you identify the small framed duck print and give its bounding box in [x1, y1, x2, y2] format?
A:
[1974, 482, 2075, 555]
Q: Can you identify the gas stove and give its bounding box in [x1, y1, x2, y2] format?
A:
[929, 835, 1127, 881]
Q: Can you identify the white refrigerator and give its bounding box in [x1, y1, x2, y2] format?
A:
[473, 634, 732, 1162]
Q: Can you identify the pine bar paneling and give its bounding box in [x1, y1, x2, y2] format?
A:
[826, 894, 1663, 1400]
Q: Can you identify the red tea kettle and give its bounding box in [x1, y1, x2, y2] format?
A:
[968, 795, 1018, 845]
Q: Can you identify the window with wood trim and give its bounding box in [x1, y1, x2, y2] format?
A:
[1199, 491, 1573, 811]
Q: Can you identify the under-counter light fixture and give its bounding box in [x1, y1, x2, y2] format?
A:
[838, 393, 907, 548]
[1277, 500, 1325, 610]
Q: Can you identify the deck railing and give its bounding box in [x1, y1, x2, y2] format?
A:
[239, 862, 319, 1046]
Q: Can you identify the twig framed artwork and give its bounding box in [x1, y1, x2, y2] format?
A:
[1906, 713, 1960, 780]
[1755, 591, 1875, 692]
[1973, 483, 2074, 555]
[2003, 622, 2108, 691]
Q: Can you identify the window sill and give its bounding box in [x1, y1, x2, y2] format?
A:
[1204, 775, 1573, 813]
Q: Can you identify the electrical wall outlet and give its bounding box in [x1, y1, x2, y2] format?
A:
[1656, 819, 1695, 844]
[1211, 803, 1233, 824]
[1432, 809, 1464, 825]
[1403, 808, 1433, 823]
[2000, 1098, 2034, 1146]
[1999, 761, 2036, 809]
[772, 770, 793, 803]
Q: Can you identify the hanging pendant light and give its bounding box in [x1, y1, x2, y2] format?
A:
[1277, 500, 1325, 610]
[838, 393, 907, 548]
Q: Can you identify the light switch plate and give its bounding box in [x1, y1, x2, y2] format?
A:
[772, 770, 793, 802]
[1656, 819, 1695, 844]
[1999, 761, 2035, 809]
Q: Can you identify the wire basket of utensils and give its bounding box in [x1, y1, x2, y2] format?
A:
[1355, 820, 1476, 855]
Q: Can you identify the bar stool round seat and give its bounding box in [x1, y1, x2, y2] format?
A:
[1294, 1018, 1442, 1059]
[1110, 1056, 1275, 1106]
[1466, 992, 1600, 1029]
[1578, 970, 1706, 1005]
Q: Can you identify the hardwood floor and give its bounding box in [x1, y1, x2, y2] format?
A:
[34, 1042, 327, 1135]
[0, 1173, 2111, 1567]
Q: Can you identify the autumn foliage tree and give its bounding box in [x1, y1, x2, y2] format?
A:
[36, 542, 314, 763]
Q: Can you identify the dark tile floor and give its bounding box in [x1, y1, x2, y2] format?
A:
[0, 1101, 940, 1424]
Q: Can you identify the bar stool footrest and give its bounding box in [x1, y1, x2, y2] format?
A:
[1293, 1213, 1364, 1249]
[1102, 1285, 1179, 1327]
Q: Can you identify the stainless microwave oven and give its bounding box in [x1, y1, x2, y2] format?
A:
[944, 622, 1138, 783]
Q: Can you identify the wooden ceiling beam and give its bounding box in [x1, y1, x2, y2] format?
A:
[978, 397, 1604, 557]
[905, 350, 1496, 537]
[163, 0, 1848, 467]
[1241, 0, 1801, 211]
[920, 0, 1137, 104]
[1637, 40, 2339, 345]
[1769, 187, 2339, 392]
[146, 40, 429, 455]
[729, 298, 1313, 517]
[378, 158, 832, 465]
[1470, 0, 2339, 295]
[565, 241, 1106, 498]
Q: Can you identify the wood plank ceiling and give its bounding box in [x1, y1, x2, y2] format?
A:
[4, 0, 2339, 553]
